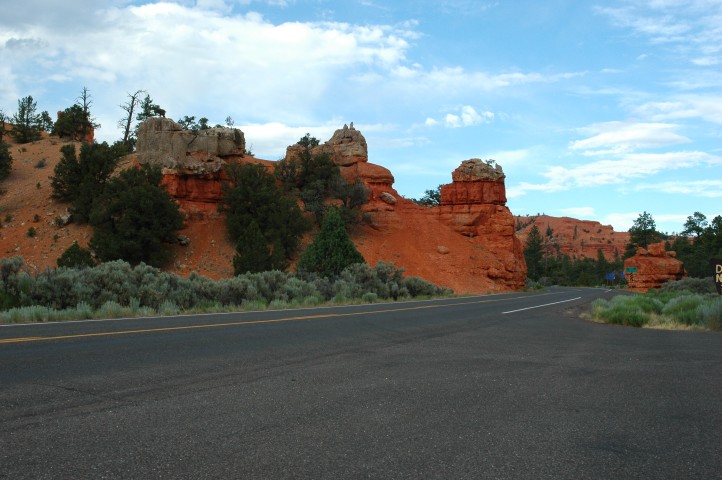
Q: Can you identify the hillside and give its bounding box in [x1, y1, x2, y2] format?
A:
[1, 124, 532, 293]
[514, 215, 629, 261]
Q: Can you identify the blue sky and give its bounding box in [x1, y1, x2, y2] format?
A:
[2, 0, 721, 234]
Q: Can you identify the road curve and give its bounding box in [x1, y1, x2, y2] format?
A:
[1, 287, 720, 479]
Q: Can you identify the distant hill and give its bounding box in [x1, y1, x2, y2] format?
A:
[514, 215, 629, 261]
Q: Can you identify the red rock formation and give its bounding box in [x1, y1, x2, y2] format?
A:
[515, 215, 628, 261]
[135, 121, 527, 292]
[624, 242, 686, 291]
[434, 159, 527, 290]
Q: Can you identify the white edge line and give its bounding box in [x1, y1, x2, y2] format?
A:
[502, 297, 582, 315]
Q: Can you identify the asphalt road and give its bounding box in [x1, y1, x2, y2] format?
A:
[1, 288, 720, 479]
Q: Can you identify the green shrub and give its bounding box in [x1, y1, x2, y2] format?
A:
[660, 277, 716, 294]
[662, 294, 706, 325]
[26, 227, 36, 238]
[697, 298, 722, 331]
[97, 301, 128, 319]
[591, 296, 651, 327]
[362, 292, 378, 303]
[158, 300, 179, 316]
[0, 255, 450, 322]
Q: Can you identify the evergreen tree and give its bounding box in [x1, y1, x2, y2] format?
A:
[413, 185, 442, 207]
[11, 96, 43, 143]
[53, 105, 93, 140]
[0, 141, 12, 181]
[275, 134, 368, 226]
[57, 242, 95, 268]
[524, 225, 544, 281]
[221, 162, 309, 269]
[297, 206, 365, 278]
[625, 211, 661, 257]
[681, 212, 708, 238]
[233, 220, 274, 274]
[89, 165, 183, 267]
[0, 109, 7, 143]
[50, 142, 122, 222]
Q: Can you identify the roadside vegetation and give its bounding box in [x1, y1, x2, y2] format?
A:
[0, 257, 451, 324]
[591, 278, 721, 331]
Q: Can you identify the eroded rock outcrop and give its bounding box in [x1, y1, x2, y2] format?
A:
[624, 242, 686, 291]
[135, 120, 527, 292]
[136, 117, 246, 175]
[436, 159, 527, 290]
[136, 117, 251, 204]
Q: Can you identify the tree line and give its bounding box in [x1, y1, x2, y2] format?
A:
[523, 210, 722, 286]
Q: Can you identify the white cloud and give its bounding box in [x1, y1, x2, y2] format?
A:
[442, 106, 494, 128]
[633, 96, 722, 125]
[1, 2, 420, 140]
[240, 121, 337, 158]
[569, 121, 690, 154]
[597, 1, 722, 65]
[632, 179, 722, 197]
[509, 150, 722, 198]
[597, 212, 688, 233]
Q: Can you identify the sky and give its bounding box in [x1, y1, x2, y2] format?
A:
[2, 0, 721, 234]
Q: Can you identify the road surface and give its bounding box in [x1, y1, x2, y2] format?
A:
[1, 287, 720, 479]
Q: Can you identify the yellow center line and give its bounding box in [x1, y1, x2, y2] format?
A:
[0, 292, 559, 345]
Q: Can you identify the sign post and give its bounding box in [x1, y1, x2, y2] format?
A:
[711, 259, 722, 295]
[625, 266, 637, 284]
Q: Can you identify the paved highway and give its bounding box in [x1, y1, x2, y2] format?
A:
[1, 287, 720, 479]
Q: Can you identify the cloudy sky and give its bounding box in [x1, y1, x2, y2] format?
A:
[2, 0, 721, 233]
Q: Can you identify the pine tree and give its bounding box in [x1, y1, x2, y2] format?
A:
[0, 141, 12, 181]
[11, 96, 43, 144]
[57, 242, 95, 268]
[524, 225, 544, 281]
[233, 220, 273, 274]
[625, 211, 661, 258]
[50, 142, 122, 222]
[221, 162, 309, 269]
[297, 206, 365, 278]
[89, 165, 183, 267]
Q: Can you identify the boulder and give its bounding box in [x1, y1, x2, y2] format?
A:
[451, 158, 505, 182]
[285, 123, 368, 168]
[624, 242, 686, 291]
[379, 192, 397, 205]
[136, 117, 246, 175]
